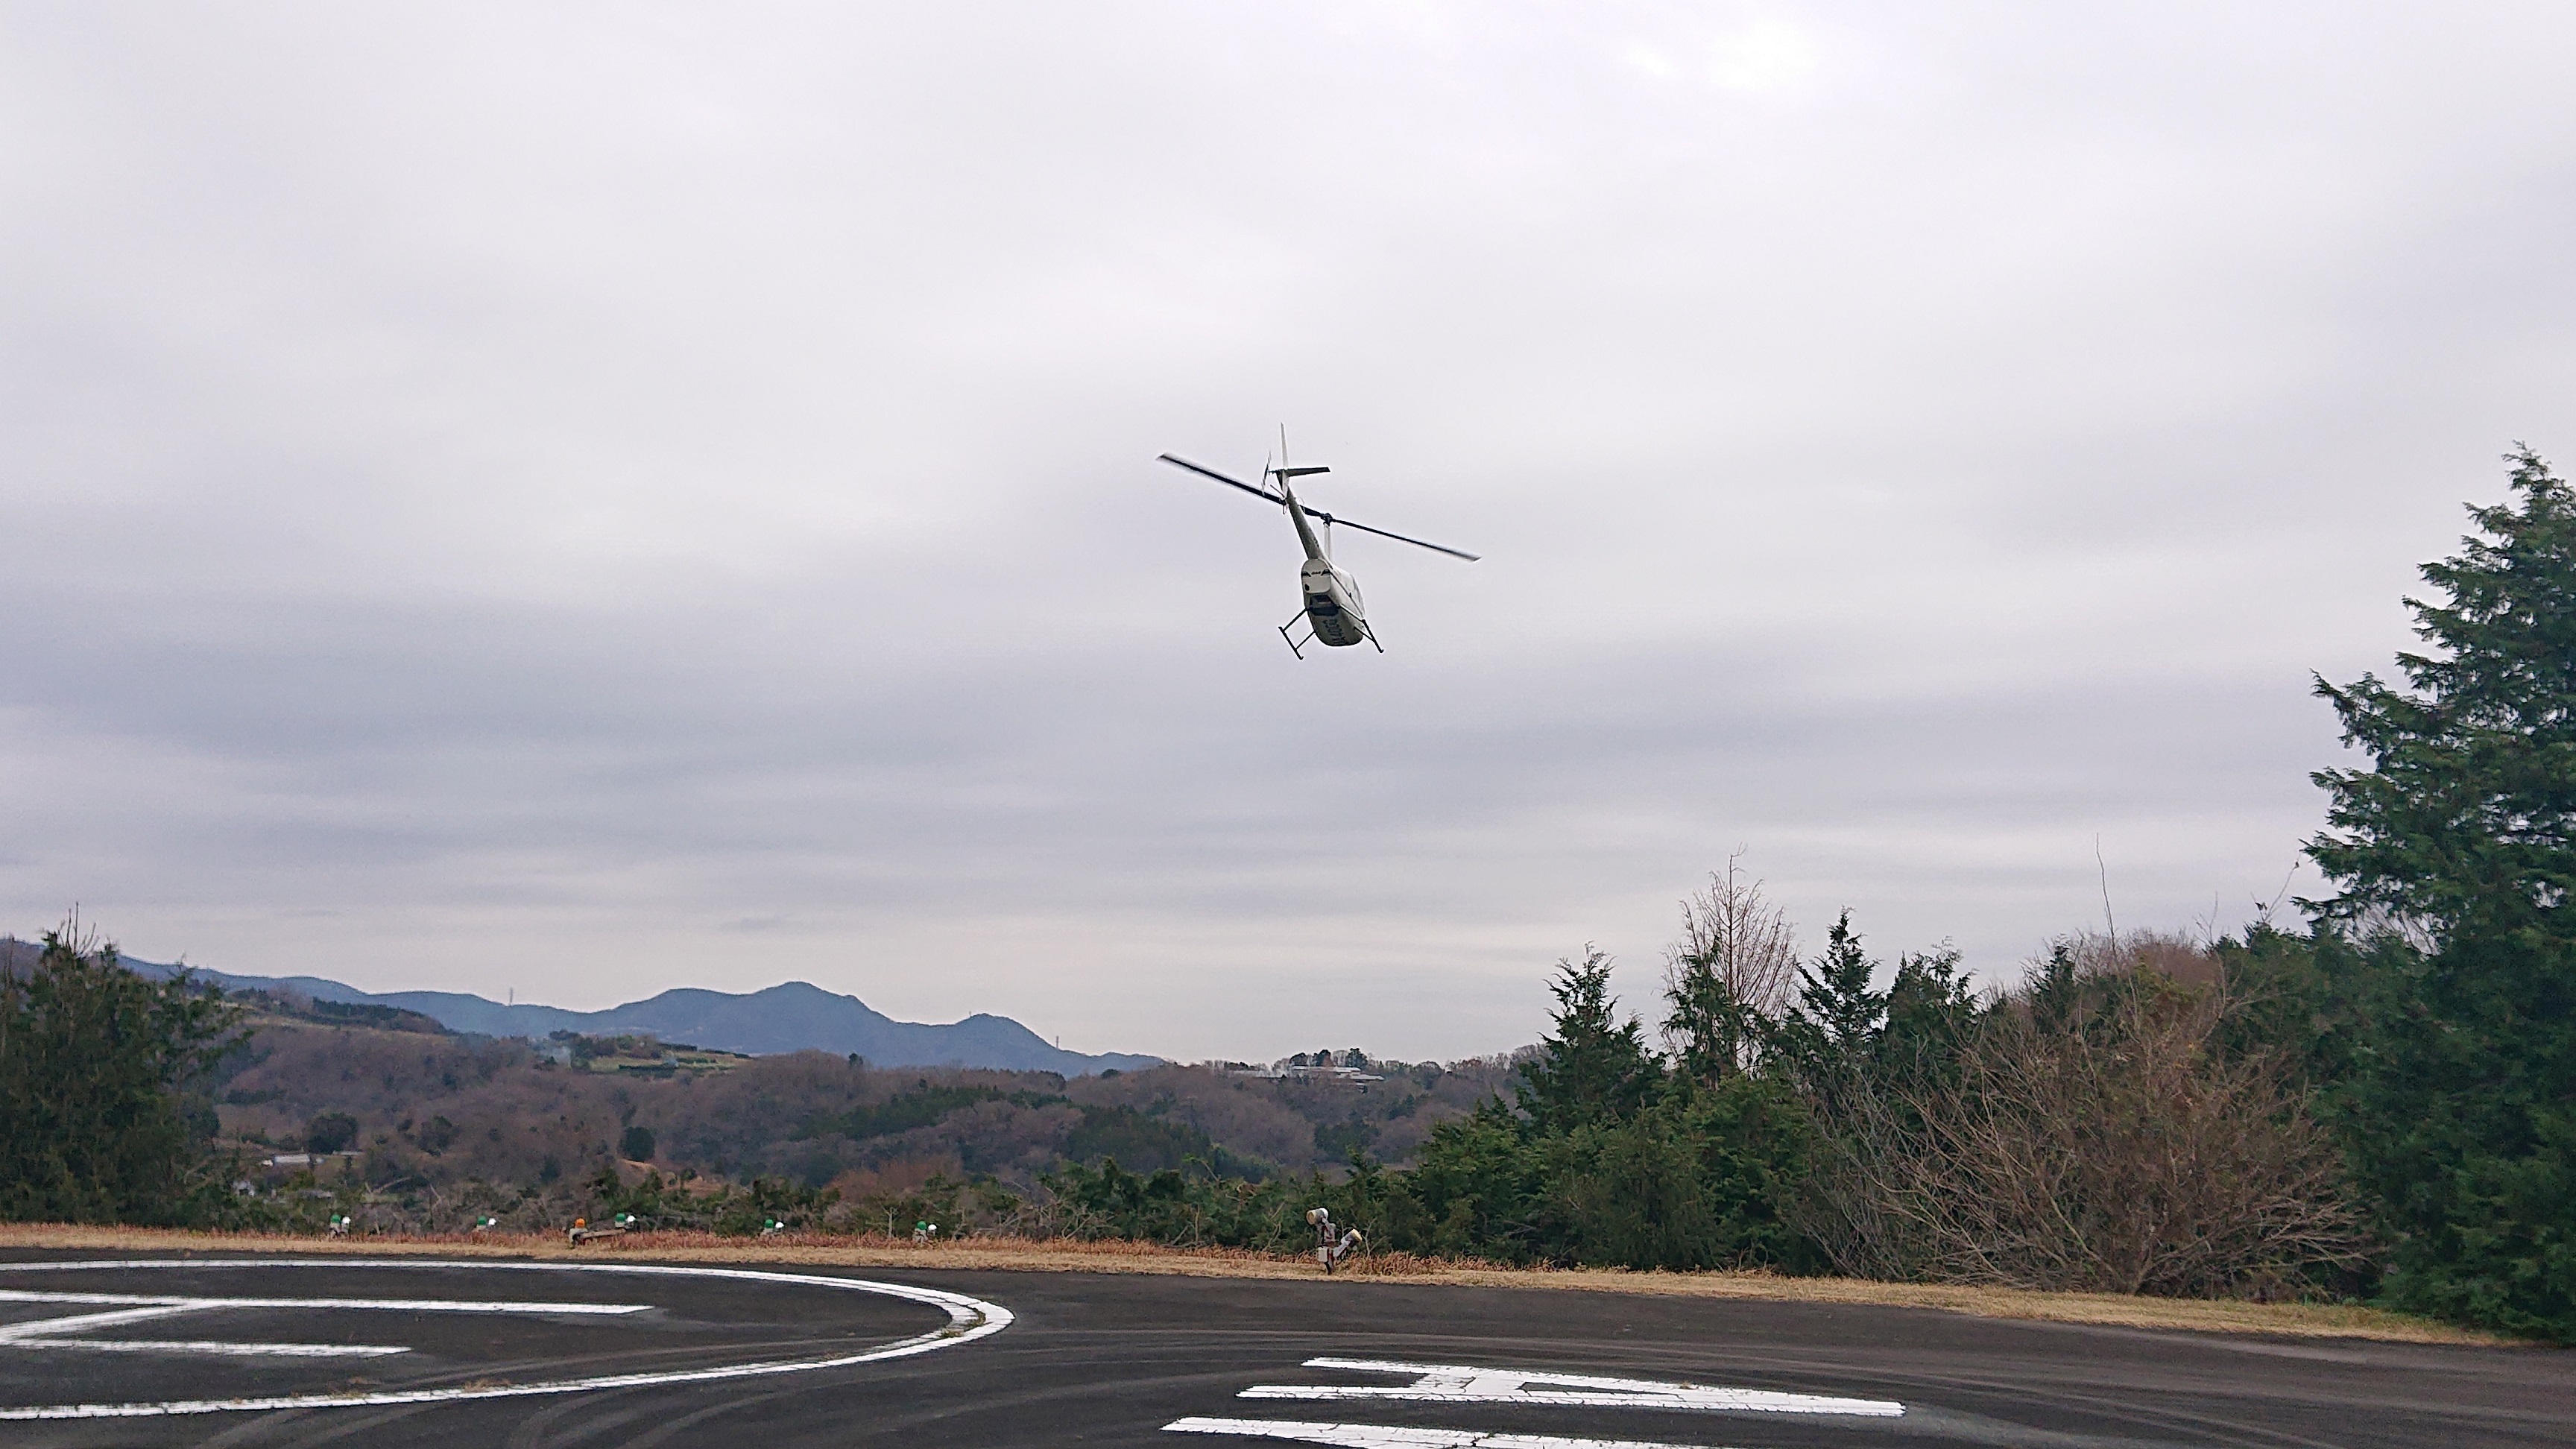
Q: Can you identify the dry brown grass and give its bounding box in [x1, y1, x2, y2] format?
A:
[0, 1222, 2510, 1345]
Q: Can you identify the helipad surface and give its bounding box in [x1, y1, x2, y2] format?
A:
[0, 1252, 2560, 1447]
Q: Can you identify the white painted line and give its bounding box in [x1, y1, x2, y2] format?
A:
[0, 1304, 401, 1357]
[0, 1289, 652, 1315]
[0, 1284, 654, 1357]
[0, 1304, 199, 1337]
[1241, 1360, 1901, 1418]
[4, 1339, 412, 1358]
[1167, 1417, 1734, 1449]
[0, 1259, 1013, 1420]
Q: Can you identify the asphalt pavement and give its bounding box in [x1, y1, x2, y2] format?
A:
[0, 1251, 2563, 1448]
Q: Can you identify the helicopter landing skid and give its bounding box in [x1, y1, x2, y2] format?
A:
[1278, 615, 1384, 657]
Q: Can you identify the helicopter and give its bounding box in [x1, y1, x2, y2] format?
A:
[1158, 441, 1478, 657]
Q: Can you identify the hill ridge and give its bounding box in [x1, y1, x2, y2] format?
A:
[79, 947, 1158, 1076]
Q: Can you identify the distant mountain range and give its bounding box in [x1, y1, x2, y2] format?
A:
[90, 950, 1158, 1076]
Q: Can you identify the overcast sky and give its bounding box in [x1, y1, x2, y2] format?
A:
[4, 3, 2572, 1062]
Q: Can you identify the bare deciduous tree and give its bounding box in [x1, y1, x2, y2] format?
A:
[1799, 936, 2367, 1297]
[1662, 852, 1800, 1082]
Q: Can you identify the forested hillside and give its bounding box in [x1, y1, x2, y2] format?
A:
[201, 1011, 1511, 1196]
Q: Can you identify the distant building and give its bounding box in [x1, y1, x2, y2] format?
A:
[259, 1150, 362, 1169]
[1227, 1063, 1386, 1085]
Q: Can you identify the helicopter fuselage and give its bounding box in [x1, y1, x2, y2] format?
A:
[1281, 479, 1370, 648]
[1299, 558, 1368, 647]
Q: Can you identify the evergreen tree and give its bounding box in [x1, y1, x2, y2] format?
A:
[1531, 1074, 1813, 1271]
[1664, 955, 1754, 1087]
[0, 928, 246, 1225]
[1770, 912, 1887, 1119]
[2025, 941, 2083, 1032]
[1658, 948, 1761, 1082]
[1513, 948, 1658, 1136]
[1407, 1096, 1543, 1259]
[1799, 912, 1887, 1047]
[1878, 945, 1979, 1092]
[2308, 446, 2576, 1339]
[1407, 947, 1814, 1270]
[2212, 921, 2405, 1096]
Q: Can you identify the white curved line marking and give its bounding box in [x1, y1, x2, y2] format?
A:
[1243, 1358, 1901, 1418]
[1169, 1418, 1723, 1449]
[0, 1259, 1012, 1420]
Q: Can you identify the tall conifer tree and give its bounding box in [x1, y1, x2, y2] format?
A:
[1770, 912, 1886, 1120]
[2308, 445, 2576, 1339]
[1515, 948, 1658, 1135]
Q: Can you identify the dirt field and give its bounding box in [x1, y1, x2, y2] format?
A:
[0, 1222, 2507, 1345]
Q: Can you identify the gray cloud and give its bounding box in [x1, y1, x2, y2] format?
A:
[4, 2, 2572, 1059]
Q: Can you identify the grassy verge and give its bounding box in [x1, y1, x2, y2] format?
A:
[0, 1223, 2511, 1347]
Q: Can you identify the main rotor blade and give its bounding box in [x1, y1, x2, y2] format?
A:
[1161, 451, 1478, 559]
[1305, 510, 1480, 561]
[1159, 453, 1284, 505]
